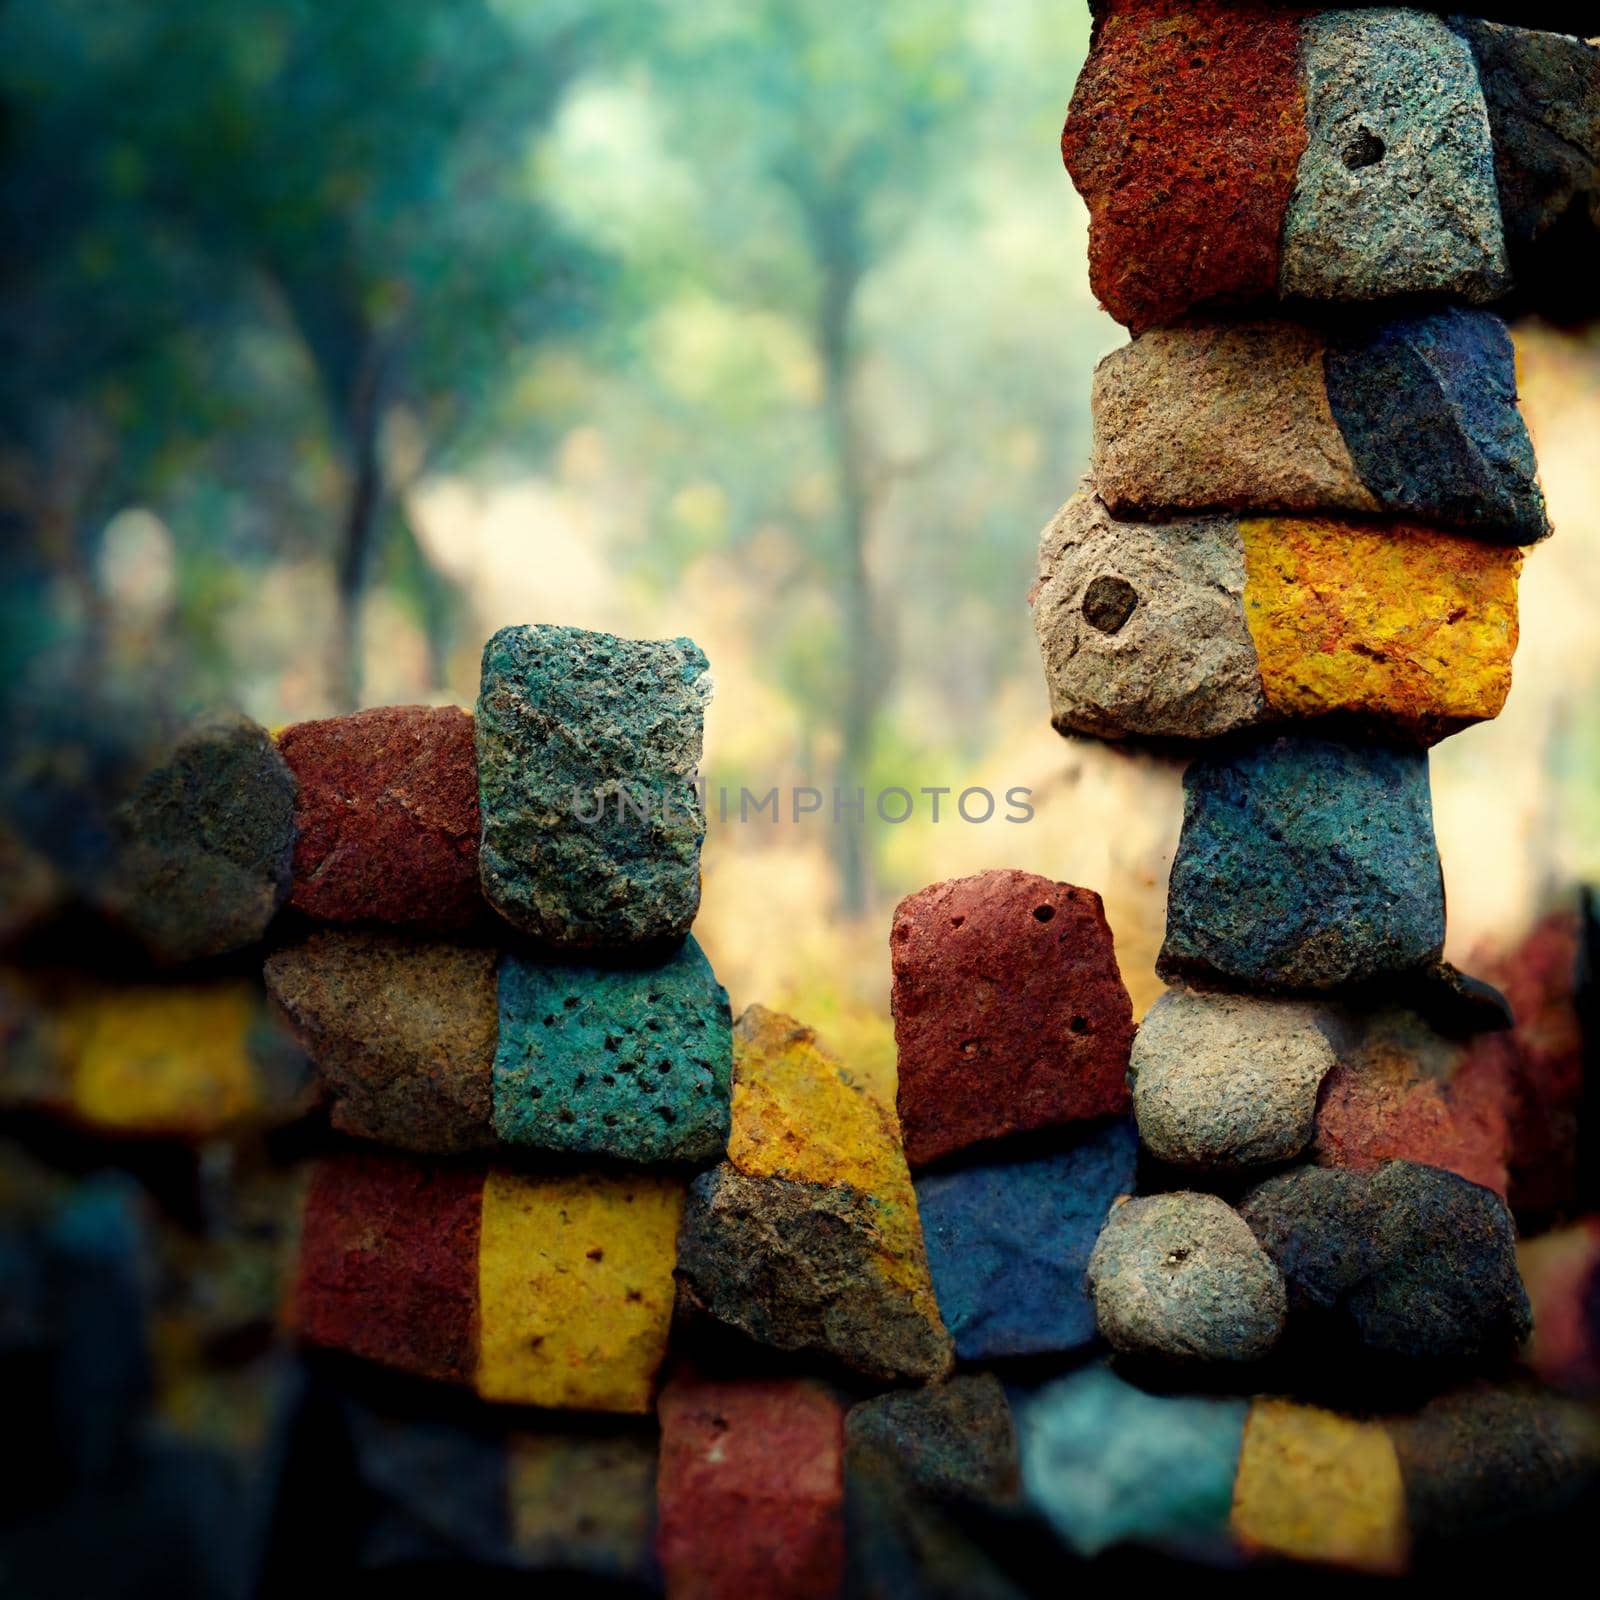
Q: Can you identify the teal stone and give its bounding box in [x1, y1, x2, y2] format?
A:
[493, 936, 732, 1165]
[476, 624, 711, 949]
[1016, 1364, 1246, 1562]
[1158, 735, 1445, 994]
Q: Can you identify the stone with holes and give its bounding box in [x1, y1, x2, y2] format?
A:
[890, 869, 1134, 1167]
[492, 936, 732, 1165]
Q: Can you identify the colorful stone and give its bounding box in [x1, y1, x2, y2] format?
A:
[492, 936, 732, 1165]
[1230, 1400, 1409, 1574]
[657, 1373, 845, 1600]
[107, 713, 295, 964]
[1517, 1220, 1600, 1395]
[475, 1167, 682, 1412]
[915, 1120, 1136, 1361]
[1159, 736, 1445, 992]
[475, 624, 710, 949]
[278, 703, 482, 930]
[890, 871, 1134, 1168]
[1088, 1191, 1286, 1363]
[263, 930, 498, 1153]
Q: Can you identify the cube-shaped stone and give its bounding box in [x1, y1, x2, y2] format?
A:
[890, 871, 1134, 1168]
[1159, 736, 1445, 992]
[475, 624, 710, 949]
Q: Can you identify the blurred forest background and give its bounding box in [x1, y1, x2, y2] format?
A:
[4, 0, 1599, 1084]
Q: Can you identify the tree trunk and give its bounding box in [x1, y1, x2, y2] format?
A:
[328, 345, 386, 713]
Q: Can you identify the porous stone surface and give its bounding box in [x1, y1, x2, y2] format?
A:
[915, 1120, 1136, 1361]
[1230, 1399, 1408, 1574]
[1279, 10, 1509, 304]
[890, 870, 1134, 1167]
[492, 936, 731, 1165]
[278, 704, 482, 930]
[263, 930, 498, 1154]
[295, 1150, 483, 1386]
[1092, 321, 1380, 522]
[1030, 491, 1265, 742]
[474, 1167, 683, 1412]
[1239, 516, 1520, 740]
[1062, 2, 1307, 331]
[845, 1375, 1019, 1508]
[1159, 735, 1445, 993]
[1087, 1191, 1287, 1364]
[1323, 308, 1547, 542]
[673, 1005, 952, 1384]
[1389, 1383, 1600, 1551]
[657, 1374, 845, 1600]
[475, 624, 710, 949]
[1455, 19, 1600, 318]
[1312, 1005, 1511, 1197]
[506, 1430, 658, 1584]
[1017, 1363, 1247, 1561]
[1240, 1160, 1533, 1363]
[108, 713, 295, 964]
[1131, 990, 1337, 1170]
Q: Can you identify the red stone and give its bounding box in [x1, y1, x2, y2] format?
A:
[294, 1149, 482, 1385]
[656, 1372, 845, 1600]
[278, 704, 482, 930]
[891, 871, 1134, 1169]
[1062, 1, 1309, 333]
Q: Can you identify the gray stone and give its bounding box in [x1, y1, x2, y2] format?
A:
[1280, 10, 1509, 304]
[1029, 489, 1265, 742]
[1087, 1191, 1287, 1364]
[1131, 990, 1339, 1170]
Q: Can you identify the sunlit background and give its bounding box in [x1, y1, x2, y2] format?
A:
[5, 1, 1598, 1097]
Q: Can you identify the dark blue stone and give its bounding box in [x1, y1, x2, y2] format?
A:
[914, 1120, 1137, 1362]
[1158, 735, 1444, 993]
[1325, 306, 1547, 543]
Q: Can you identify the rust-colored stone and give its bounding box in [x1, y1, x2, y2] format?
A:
[1062, 1, 1309, 333]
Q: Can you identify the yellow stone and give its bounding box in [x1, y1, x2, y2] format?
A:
[70, 981, 259, 1135]
[474, 1168, 683, 1413]
[1230, 1399, 1409, 1574]
[1239, 517, 1520, 736]
[727, 1003, 945, 1326]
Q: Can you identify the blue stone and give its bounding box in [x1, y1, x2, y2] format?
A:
[914, 1120, 1137, 1361]
[1016, 1364, 1246, 1561]
[1158, 735, 1444, 993]
[1325, 307, 1547, 543]
[493, 936, 732, 1165]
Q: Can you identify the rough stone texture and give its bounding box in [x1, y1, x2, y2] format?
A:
[1312, 1005, 1511, 1198]
[295, 1150, 482, 1386]
[1389, 1383, 1600, 1552]
[1279, 10, 1509, 304]
[1230, 1400, 1408, 1575]
[845, 1376, 1019, 1508]
[1240, 516, 1521, 740]
[1062, 3, 1307, 332]
[915, 1121, 1136, 1361]
[475, 624, 710, 949]
[657, 1373, 845, 1600]
[1031, 491, 1265, 741]
[474, 1167, 683, 1412]
[1517, 1220, 1600, 1396]
[1240, 1160, 1533, 1363]
[506, 1429, 658, 1586]
[278, 704, 482, 930]
[263, 930, 498, 1154]
[674, 1005, 952, 1384]
[1131, 990, 1337, 1170]
[1017, 1363, 1246, 1562]
[1455, 20, 1600, 320]
[1324, 308, 1547, 542]
[1092, 321, 1380, 522]
[890, 870, 1134, 1167]
[1087, 1192, 1287, 1363]
[1159, 736, 1445, 993]
[108, 713, 295, 964]
[493, 936, 731, 1165]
